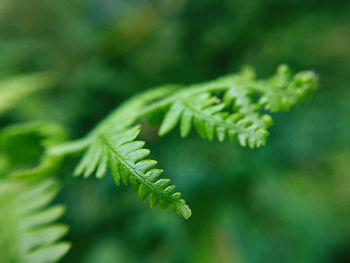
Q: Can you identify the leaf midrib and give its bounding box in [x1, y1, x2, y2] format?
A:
[99, 135, 178, 205]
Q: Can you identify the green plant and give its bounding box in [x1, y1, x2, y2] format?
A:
[0, 65, 317, 262]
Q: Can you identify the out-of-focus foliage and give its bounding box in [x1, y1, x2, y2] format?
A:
[0, 179, 70, 263]
[0, 123, 70, 262]
[0, 0, 349, 262]
[0, 73, 54, 116]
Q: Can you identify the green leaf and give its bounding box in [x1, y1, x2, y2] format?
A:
[159, 102, 185, 136]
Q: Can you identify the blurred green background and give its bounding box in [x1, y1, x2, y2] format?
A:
[1, 0, 349, 262]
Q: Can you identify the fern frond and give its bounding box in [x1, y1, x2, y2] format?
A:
[74, 126, 191, 219]
[50, 65, 317, 219]
[0, 179, 70, 263]
[253, 65, 317, 112]
[159, 92, 271, 147]
[158, 65, 316, 148]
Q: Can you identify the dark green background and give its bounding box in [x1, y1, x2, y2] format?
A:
[1, 0, 349, 262]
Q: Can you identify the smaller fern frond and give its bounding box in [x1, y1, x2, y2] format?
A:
[254, 65, 318, 112]
[159, 91, 271, 148]
[0, 179, 70, 263]
[74, 126, 192, 219]
[158, 65, 316, 148]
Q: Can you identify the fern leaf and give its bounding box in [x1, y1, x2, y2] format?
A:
[255, 65, 318, 112]
[159, 92, 270, 148]
[0, 179, 70, 263]
[157, 65, 316, 148]
[74, 126, 192, 219]
[52, 65, 317, 219]
[159, 102, 184, 136]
